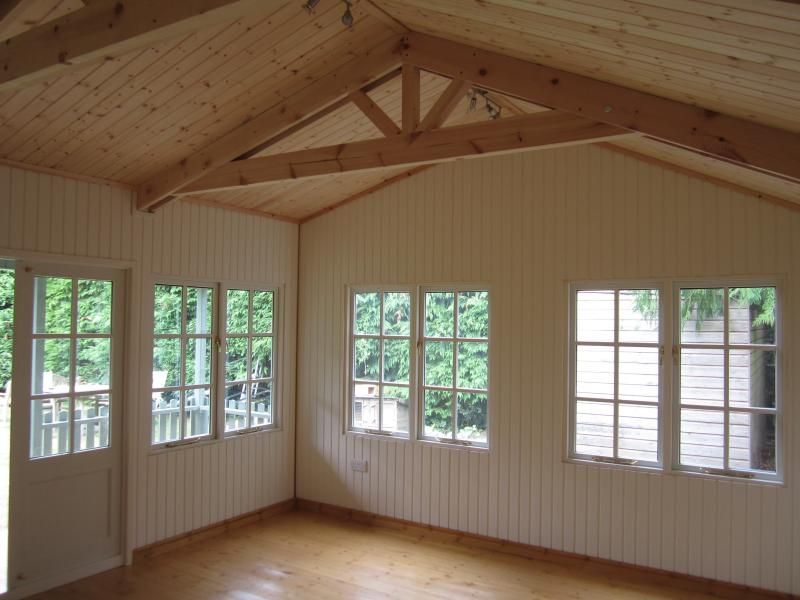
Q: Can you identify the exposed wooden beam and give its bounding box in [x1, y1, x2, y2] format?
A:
[0, 0, 28, 39]
[178, 111, 631, 194]
[349, 90, 401, 136]
[401, 63, 420, 135]
[138, 35, 404, 210]
[418, 78, 469, 131]
[0, 0, 285, 93]
[234, 68, 402, 161]
[400, 32, 800, 183]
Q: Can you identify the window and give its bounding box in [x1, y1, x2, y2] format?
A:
[570, 286, 662, 466]
[568, 279, 781, 481]
[676, 285, 778, 478]
[349, 290, 412, 436]
[30, 276, 116, 457]
[151, 284, 214, 445]
[224, 288, 276, 433]
[421, 289, 489, 446]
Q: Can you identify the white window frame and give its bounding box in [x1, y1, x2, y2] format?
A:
[565, 277, 784, 484]
[221, 284, 280, 436]
[149, 279, 218, 448]
[417, 286, 490, 449]
[567, 281, 665, 469]
[672, 278, 781, 482]
[346, 286, 415, 438]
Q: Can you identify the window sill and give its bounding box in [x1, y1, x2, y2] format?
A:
[149, 427, 282, 455]
[417, 437, 489, 452]
[565, 457, 784, 486]
[346, 429, 410, 443]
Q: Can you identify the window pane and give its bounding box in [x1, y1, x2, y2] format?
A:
[187, 287, 213, 335]
[424, 389, 452, 438]
[680, 348, 723, 407]
[382, 386, 409, 434]
[184, 388, 211, 438]
[252, 290, 273, 334]
[185, 337, 212, 386]
[383, 292, 410, 336]
[618, 403, 658, 463]
[224, 383, 247, 432]
[729, 287, 775, 345]
[383, 339, 409, 384]
[730, 349, 775, 409]
[425, 341, 453, 387]
[353, 338, 379, 381]
[34, 276, 72, 334]
[251, 381, 272, 427]
[226, 289, 249, 334]
[225, 337, 248, 382]
[575, 345, 614, 400]
[151, 391, 180, 444]
[32, 338, 71, 395]
[30, 398, 70, 458]
[729, 412, 776, 473]
[153, 284, 182, 334]
[77, 338, 110, 391]
[576, 290, 613, 343]
[575, 400, 613, 457]
[458, 291, 488, 339]
[619, 289, 658, 343]
[680, 288, 724, 344]
[457, 342, 488, 390]
[251, 337, 273, 380]
[354, 292, 380, 335]
[680, 408, 724, 469]
[77, 279, 111, 334]
[153, 338, 180, 388]
[353, 383, 379, 430]
[425, 292, 454, 338]
[457, 392, 487, 443]
[618, 346, 658, 402]
[74, 394, 110, 451]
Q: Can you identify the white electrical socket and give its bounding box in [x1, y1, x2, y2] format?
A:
[350, 459, 368, 472]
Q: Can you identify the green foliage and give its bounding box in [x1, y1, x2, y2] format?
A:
[0, 269, 13, 390]
[633, 286, 776, 331]
[354, 290, 489, 438]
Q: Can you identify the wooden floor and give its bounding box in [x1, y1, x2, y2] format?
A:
[33, 509, 777, 599]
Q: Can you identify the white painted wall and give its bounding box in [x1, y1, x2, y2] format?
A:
[296, 145, 800, 594]
[0, 165, 298, 552]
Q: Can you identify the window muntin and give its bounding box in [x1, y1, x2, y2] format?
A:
[349, 290, 412, 436]
[151, 284, 214, 445]
[676, 285, 778, 477]
[421, 289, 489, 446]
[571, 287, 662, 466]
[30, 276, 114, 457]
[224, 288, 276, 433]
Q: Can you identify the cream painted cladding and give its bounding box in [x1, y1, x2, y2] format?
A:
[297, 145, 800, 595]
[0, 166, 298, 551]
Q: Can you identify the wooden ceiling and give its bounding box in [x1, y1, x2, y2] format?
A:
[0, 0, 797, 222]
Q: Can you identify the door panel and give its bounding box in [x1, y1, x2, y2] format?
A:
[9, 263, 124, 590]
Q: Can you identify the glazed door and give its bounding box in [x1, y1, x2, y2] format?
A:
[8, 262, 125, 590]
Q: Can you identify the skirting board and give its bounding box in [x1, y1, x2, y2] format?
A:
[296, 499, 793, 600]
[132, 498, 296, 561]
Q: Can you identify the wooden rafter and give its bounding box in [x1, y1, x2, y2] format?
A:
[400, 32, 800, 183]
[349, 90, 401, 136]
[177, 111, 632, 195]
[401, 63, 420, 134]
[419, 78, 470, 131]
[0, 0, 286, 93]
[137, 35, 404, 210]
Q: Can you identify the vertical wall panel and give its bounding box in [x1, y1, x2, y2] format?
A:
[296, 145, 800, 595]
[0, 167, 298, 551]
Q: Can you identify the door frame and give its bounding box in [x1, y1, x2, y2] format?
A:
[0, 246, 140, 599]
